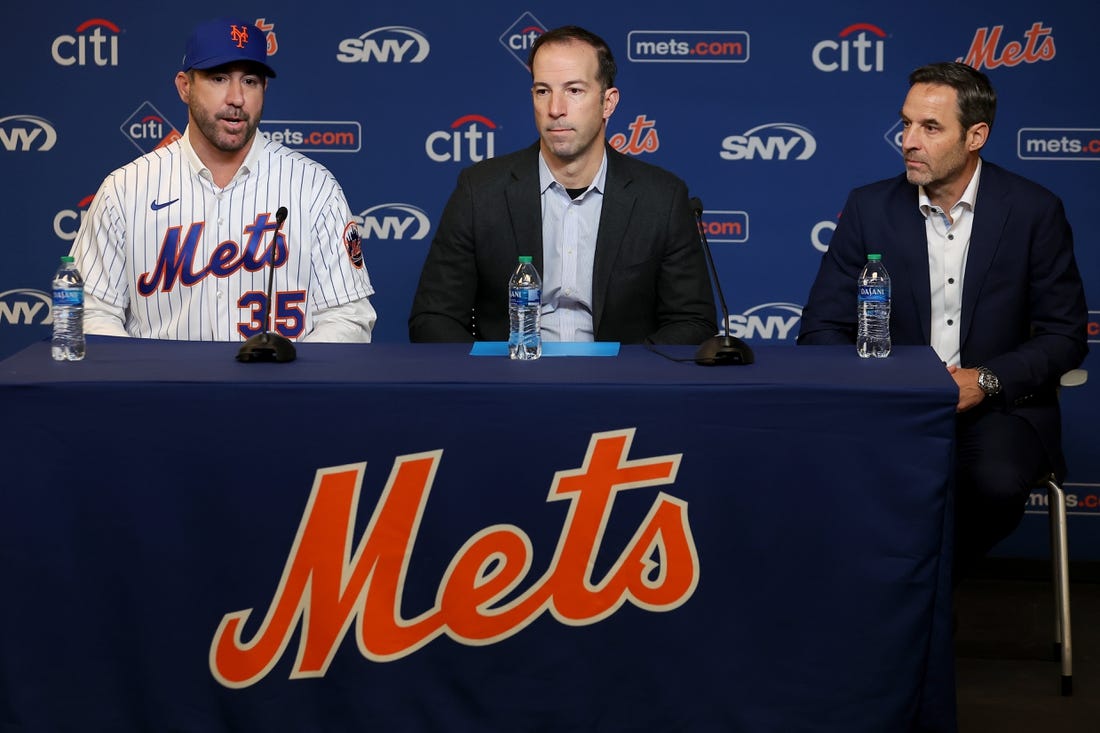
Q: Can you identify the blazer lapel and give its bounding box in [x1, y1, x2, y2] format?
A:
[889, 180, 934, 345]
[592, 147, 634, 332]
[505, 143, 546, 274]
[960, 162, 1009, 351]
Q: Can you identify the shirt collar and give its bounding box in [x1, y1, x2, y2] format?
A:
[538, 149, 608, 196]
[918, 157, 982, 217]
[180, 124, 264, 185]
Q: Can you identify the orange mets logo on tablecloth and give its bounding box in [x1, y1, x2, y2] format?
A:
[209, 428, 699, 687]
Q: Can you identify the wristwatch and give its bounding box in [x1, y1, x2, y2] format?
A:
[976, 366, 1002, 397]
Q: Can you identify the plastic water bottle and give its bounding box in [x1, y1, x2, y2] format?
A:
[51, 255, 86, 362]
[857, 253, 891, 358]
[508, 255, 541, 360]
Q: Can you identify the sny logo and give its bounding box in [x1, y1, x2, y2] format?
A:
[0, 115, 57, 152]
[209, 429, 698, 687]
[337, 26, 430, 64]
[356, 204, 432, 241]
[720, 123, 817, 161]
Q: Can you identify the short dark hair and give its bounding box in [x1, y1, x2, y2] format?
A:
[908, 62, 997, 132]
[528, 25, 617, 91]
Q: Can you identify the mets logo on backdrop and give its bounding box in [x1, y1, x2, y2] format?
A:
[208, 429, 699, 686]
[500, 12, 548, 69]
[957, 21, 1054, 70]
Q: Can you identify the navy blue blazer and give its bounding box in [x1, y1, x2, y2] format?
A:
[798, 161, 1088, 477]
[408, 142, 717, 345]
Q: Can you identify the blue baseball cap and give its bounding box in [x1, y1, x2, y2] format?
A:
[182, 18, 276, 78]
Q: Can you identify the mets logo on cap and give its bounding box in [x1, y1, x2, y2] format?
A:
[182, 18, 277, 77]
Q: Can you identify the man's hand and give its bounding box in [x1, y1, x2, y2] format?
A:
[947, 365, 985, 413]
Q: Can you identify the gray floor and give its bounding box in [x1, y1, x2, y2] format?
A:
[954, 559, 1100, 732]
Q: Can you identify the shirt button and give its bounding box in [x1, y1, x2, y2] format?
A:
[947, 319, 954, 326]
[948, 278, 955, 284]
[948, 234, 954, 240]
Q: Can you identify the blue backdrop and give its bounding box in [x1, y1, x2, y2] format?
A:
[4, 0, 1098, 558]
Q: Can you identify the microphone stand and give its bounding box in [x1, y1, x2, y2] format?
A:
[690, 197, 754, 366]
[237, 206, 296, 363]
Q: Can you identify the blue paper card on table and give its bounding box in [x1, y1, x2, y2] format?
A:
[470, 342, 620, 357]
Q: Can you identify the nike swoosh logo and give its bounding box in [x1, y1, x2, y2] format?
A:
[150, 198, 179, 211]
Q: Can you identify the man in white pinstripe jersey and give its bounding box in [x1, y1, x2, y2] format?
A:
[70, 18, 377, 342]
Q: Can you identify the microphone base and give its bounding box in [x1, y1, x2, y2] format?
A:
[694, 335, 754, 366]
[236, 332, 297, 363]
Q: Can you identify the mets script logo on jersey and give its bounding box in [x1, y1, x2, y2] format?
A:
[336, 26, 430, 63]
[958, 22, 1054, 70]
[138, 212, 285, 296]
[343, 222, 364, 268]
[52, 18, 120, 67]
[499, 12, 547, 70]
[209, 428, 698, 687]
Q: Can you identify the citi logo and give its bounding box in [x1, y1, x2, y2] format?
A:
[0, 115, 58, 152]
[121, 102, 180, 154]
[720, 123, 816, 161]
[811, 215, 839, 253]
[337, 26, 430, 64]
[958, 22, 1055, 71]
[355, 204, 431, 241]
[699, 210, 749, 243]
[0, 289, 53, 326]
[52, 18, 120, 67]
[426, 115, 497, 163]
[55, 194, 95, 241]
[610, 115, 660, 155]
[883, 119, 905, 157]
[812, 23, 886, 72]
[500, 12, 547, 70]
[726, 302, 803, 341]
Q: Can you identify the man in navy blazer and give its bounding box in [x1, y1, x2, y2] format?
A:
[408, 26, 716, 345]
[799, 62, 1088, 573]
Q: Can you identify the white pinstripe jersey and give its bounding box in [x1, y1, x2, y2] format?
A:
[70, 130, 374, 341]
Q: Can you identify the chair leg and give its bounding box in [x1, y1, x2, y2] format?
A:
[1046, 476, 1073, 696]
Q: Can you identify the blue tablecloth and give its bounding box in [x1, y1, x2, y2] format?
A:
[0, 337, 958, 732]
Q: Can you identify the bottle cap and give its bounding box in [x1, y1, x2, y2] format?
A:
[518, 255, 533, 263]
[61, 255, 75, 263]
[867, 253, 882, 261]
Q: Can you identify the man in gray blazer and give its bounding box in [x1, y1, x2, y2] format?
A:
[409, 26, 717, 345]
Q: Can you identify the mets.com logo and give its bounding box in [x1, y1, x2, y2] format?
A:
[726, 302, 802, 341]
[1018, 129, 1100, 161]
[260, 121, 362, 153]
[0, 289, 53, 327]
[1027, 483, 1100, 517]
[628, 30, 749, 63]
